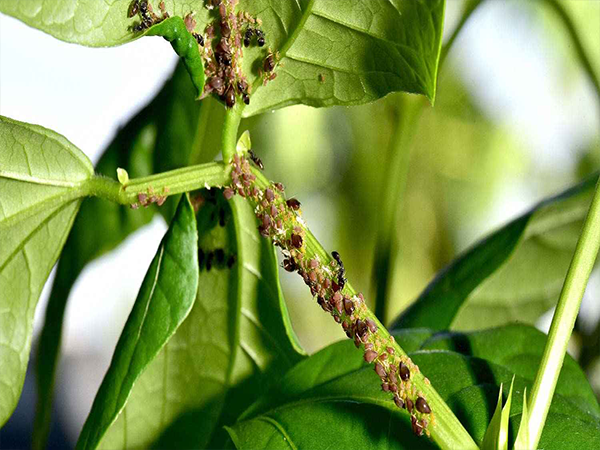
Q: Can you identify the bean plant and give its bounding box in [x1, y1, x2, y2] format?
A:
[1, 0, 599, 449]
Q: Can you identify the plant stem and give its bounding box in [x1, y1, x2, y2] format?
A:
[541, 0, 600, 106]
[372, 96, 424, 324]
[248, 167, 478, 450]
[524, 177, 600, 449]
[85, 162, 230, 204]
[221, 104, 244, 162]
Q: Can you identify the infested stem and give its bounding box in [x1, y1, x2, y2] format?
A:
[221, 104, 244, 162]
[84, 162, 230, 205]
[240, 165, 478, 450]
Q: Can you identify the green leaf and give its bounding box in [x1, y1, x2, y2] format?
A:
[0, 1, 208, 47]
[76, 195, 199, 450]
[392, 175, 599, 331]
[33, 61, 214, 449]
[514, 388, 530, 450]
[0, 115, 93, 427]
[481, 378, 513, 450]
[241, 0, 446, 116]
[228, 325, 599, 450]
[146, 16, 205, 98]
[95, 191, 305, 449]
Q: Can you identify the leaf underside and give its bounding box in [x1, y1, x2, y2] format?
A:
[0, 116, 93, 427]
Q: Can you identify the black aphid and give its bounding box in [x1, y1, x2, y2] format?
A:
[399, 362, 410, 381]
[227, 254, 237, 268]
[243, 28, 253, 47]
[291, 233, 303, 249]
[255, 29, 265, 46]
[416, 397, 431, 414]
[128, 0, 139, 18]
[248, 149, 264, 170]
[198, 248, 205, 269]
[224, 85, 236, 108]
[331, 251, 346, 290]
[394, 395, 404, 409]
[282, 259, 296, 272]
[215, 248, 225, 266]
[263, 53, 275, 72]
[206, 251, 214, 271]
[286, 198, 301, 210]
[193, 32, 204, 46]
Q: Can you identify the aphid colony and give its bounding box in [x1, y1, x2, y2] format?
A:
[130, 186, 169, 209]
[128, 0, 278, 108]
[201, 0, 276, 107]
[222, 151, 434, 438]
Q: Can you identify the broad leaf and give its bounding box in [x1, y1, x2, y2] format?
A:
[227, 325, 599, 450]
[96, 191, 305, 449]
[0, 1, 209, 47]
[0, 115, 93, 426]
[241, 0, 446, 116]
[392, 175, 599, 331]
[33, 61, 217, 448]
[76, 195, 199, 450]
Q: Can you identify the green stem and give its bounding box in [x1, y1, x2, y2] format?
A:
[84, 162, 230, 205]
[522, 177, 600, 449]
[221, 104, 244, 162]
[249, 168, 478, 450]
[541, 0, 600, 105]
[372, 96, 424, 324]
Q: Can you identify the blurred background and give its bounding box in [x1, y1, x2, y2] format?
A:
[1, 0, 599, 448]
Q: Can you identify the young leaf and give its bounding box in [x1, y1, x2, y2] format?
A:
[0, 1, 208, 47]
[241, 0, 446, 116]
[32, 61, 214, 448]
[76, 195, 199, 450]
[481, 378, 514, 450]
[392, 175, 599, 331]
[0, 115, 93, 427]
[228, 324, 599, 450]
[513, 388, 529, 450]
[95, 191, 305, 449]
[146, 16, 205, 98]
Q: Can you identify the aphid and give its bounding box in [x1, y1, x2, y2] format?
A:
[282, 258, 296, 272]
[215, 248, 225, 266]
[416, 397, 431, 414]
[227, 254, 237, 268]
[331, 251, 347, 289]
[193, 33, 205, 46]
[389, 371, 398, 385]
[242, 93, 250, 105]
[286, 198, 301, 210]
[243, 27, 253, 46]
[291, 233, 303, 248]
[220, 20, 231, 38]
[274, 182, 285, 192]
[223, 187, 235, 199]
[224, 85, 236, 108]
[255, 29, 265, 46]
[248, 149, 264, 170]
[389, 383, 398, 393]
[394, 395, 404, 409]
[364, 350, 377, 363]
[263, 52, 275, 73]
[198, 248, 205, 269]
[130, 203, 140, 209]
[206, 251, 214, 271]
[399, 362, 411, 381]
[366, 318, 377, 334]
[406, 398, 414, 413]
[218, 2, 227, 18]
[411, 416, 424, 437]
[128, 0, 139, 18]
[374, 362, 386, 378]
[318, 73, 325, 83]
[381, 383, 390, 392]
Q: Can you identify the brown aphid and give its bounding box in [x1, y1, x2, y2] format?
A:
[286, 198, 301, 210]
[130, 203, 140, 209]
[205, 23, 215, 39]
[264, 188, 274, 201]
[411, 416, 424, 437]
[308, 271, 317, 283]
[416, 397, 431, 414]
[378, 353, 388, 361]
[389, 383, 398, 393]
[406, 398, 414, 413]
[264, 52, 275, 72]
[364, 350, 377, 363]
[366, 319, 378, 333]
[138, 193, 148, 204]
[318, 73, 325, 83]
[374, 362, 386, 378]
[343, 298, 354, 315]
[389, 371, 398, 385]
[274, 182, 285, 192]
[270, 204, 278, 217]
[382, 383, 390, 392]
[394, 395, 404, 409]
[220, 20, 231, 38]
[128, 0, 139, 18]
[364, 342, 374, 351]
[399, 362, 411, 381]
[224, 85, 236, 108]
[208, 77, 224, 94]
[386, 347, 395, 355]
[291, 233, 303, 248]
[323, 278, 331, 290]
